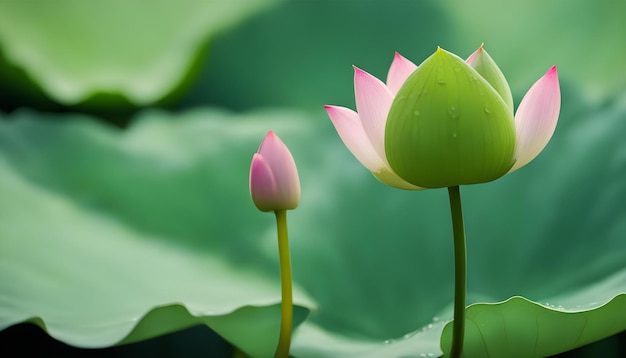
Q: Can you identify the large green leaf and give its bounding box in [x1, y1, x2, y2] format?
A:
[0, 0, 278, 106]
[0, 109, 315, 358]
[1, 91, 625, 356]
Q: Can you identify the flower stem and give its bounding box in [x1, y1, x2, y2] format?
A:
[447, 186, 466, 358]
[274, 209, 293, 358]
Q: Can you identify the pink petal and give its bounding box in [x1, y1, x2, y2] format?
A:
[326, 105, 423, 190]
[325, 105, 387, 172]
[509, 66, 561, 172]
[465, 43, 484, 67]
[354, 66, 394, 163]
[253, 131, 301, 210]
[249, 153, 278, 212]
[386, 52, 418, 96]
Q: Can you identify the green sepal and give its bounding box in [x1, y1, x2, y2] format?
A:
[466, 45, 514, 111]
[385, 48, 516, 188]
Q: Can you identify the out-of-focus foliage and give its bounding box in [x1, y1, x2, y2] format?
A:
[0, 0, 625, 356]
[184, 0, 626, 112]
[0, 110, 315, 358]
[444, 0, 626, 101]
[0, 0, 279, 107]
[181, 0, 454, 112]
[0, 92, 625, 356]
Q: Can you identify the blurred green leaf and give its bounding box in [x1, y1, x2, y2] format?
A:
[0, 109, 315, 358]
[182, 0, 625, 114]
[182, 0, 453, 112]
[0, 0, 279, 106]
[0, 90, 625, 357]
[443, 0, 626, 101]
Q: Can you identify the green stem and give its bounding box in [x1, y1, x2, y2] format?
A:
[274, 209, 293, 358]
[447, 186, 466, 358]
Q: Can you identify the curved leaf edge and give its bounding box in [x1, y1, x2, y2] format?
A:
[0, 0, 281, 106]
[2, 302, 311, 353]
[440, 293, 626, 357]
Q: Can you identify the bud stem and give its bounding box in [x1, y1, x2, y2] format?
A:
[447, 186, 466, 357]
[274, 209, 293, 358]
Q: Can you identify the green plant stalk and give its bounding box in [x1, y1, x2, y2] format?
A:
[274, 209, 293, 358]
[447, 186, 466, 358]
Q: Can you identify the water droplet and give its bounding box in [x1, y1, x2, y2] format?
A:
[448, 106, 458, 119]
[397, 95, 406, 101]
[432, 316, 440, 322]
[438, 79, 446, 85]
[403, 332, 416, 339]
[454, 66, 461, 73]
[484, 107, 491, 114]
[428, 353, 435, 357]
[420, 354, 427, 357]
[413, 110, 420, 117]
[471, 76, 478, 81]
[427, 323, 434, 329]
[384, 339, 395, 344]
[452, 132, 458, 138]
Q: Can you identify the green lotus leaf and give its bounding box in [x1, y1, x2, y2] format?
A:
[441, 291, 626, 357]
[0, 109, 315, 358]
[0, 0, 279, 106]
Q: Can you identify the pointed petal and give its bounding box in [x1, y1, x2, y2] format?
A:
[372, 169, 425, 190]
[386, 52, 418, 96]
[354, 66, 394, 162]
[249, 153, 278, 212]
[325, 105, 423, 190]
[465, 43, 484, 66]
[255, 131, 301, 210]
[325, 105, 386, 172]
[466, 44, 514, 110]
[509, 66, 561, 172]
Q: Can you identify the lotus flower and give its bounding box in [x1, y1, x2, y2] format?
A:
[250, 130, 301, 212]
[325, 45, 560, 189]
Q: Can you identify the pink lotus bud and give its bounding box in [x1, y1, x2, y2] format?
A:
[249, 131, 301, 212]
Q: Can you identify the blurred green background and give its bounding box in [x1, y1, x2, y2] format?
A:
[0, 0, 624, 357]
